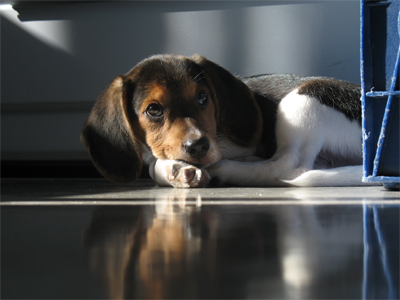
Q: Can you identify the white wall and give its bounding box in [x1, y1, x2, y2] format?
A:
[1, 1, 361, 160]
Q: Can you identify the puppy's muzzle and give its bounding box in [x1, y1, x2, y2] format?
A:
[183, 137, 210, 159]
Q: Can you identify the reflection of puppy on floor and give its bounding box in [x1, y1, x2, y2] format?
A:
[84, 194, 218, 299]
[85, 196, 369, 299]
[84, 192, 278, 299]
[84, 207, 142, 299]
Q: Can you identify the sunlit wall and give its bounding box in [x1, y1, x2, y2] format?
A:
[1, 1, 360, 160]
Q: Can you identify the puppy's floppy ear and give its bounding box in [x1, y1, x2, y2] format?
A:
[191, 54, 262, 147]
[81, 76, 142, 184]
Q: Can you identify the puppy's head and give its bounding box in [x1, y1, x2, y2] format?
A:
[132, 55, 220, 168]
[81, 54, 261, 183]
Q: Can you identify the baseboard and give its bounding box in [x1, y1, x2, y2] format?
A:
[1, 160, 150, 179]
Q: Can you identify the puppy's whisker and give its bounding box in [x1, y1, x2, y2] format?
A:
[195, 76, 205, 83]
[193, 69, 209, 82]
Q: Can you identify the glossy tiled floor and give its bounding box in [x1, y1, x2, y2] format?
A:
[1, 179, 399, 299]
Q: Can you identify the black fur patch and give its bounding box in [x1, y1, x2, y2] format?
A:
[296, 78, 361, 123]
[244, 75, 361, 123]
[242, 74, 362, 158]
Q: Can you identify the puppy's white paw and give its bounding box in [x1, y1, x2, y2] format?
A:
[167, 162, 210, 188]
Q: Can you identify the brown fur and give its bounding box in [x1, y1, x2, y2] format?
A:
[81, 54, 262, 184]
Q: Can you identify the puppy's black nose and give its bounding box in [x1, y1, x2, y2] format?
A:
[183, 137, 210, 159]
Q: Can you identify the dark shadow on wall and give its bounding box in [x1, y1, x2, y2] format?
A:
[5, 1, 319, 104]
[4, 1, 361, 105]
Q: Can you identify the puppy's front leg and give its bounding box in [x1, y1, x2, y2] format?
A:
[149, 159, 210, 188]
[207, 159, 291, 187]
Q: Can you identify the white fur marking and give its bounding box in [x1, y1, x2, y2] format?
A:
[208, 90, 366, 187]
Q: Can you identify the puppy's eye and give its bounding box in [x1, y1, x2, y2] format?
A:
[146, 104, 163, 118]
[198, 91, 209, 107]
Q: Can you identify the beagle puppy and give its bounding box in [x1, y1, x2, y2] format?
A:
[81, 54, 368, 188]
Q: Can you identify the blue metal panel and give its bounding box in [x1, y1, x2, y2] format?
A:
[361, 0, 400, 190]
